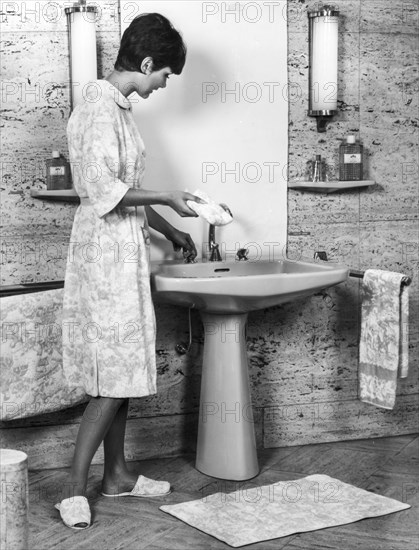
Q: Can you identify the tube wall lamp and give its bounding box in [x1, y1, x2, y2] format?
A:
[65, 0, 98, 110]
[308, 5, 339, 132]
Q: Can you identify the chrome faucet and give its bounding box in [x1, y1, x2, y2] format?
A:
[208, 203, 233, 262]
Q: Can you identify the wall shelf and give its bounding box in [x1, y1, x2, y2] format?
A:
[30, 189, 80, 202]
[288, 180, 375, 193]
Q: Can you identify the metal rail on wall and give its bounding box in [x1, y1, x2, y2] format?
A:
[314, 251, 412, 286]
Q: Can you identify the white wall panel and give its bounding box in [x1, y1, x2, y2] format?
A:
[120, 1, 288, 261]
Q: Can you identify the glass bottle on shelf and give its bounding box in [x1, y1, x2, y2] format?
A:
[339, 136, 363, 181]
[46, 151, 72, 190]
[306, 155, 327, 183]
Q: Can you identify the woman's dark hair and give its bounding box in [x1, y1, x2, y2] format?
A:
[115, 13, 186, 75]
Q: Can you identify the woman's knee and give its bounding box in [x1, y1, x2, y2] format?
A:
[85, 396, 127, 418]
[98, 396, 128, 409]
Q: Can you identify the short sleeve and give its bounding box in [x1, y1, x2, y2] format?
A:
[75, 101, 130, 218]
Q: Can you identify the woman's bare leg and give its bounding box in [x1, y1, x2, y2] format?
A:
[103, 397, 129, 472]
[61, 396, 126, 501]
[101, 398, 141, 494]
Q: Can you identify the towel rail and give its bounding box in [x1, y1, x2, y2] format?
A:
[314, 252, 412, 286]
[347, 269, 364, 279]
[0, 280, 65, 297]
[349, 269, 411, 286]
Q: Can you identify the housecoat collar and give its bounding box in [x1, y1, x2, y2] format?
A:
[98, 80, 132, 110]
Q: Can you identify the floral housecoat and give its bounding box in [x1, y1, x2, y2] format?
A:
[62, 80, 157, 398]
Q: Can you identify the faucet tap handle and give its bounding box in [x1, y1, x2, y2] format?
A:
[236, 248, 249, 261]
[314, 251, 328, 261]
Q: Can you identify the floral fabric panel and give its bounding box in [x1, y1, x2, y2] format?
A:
[359, 269, 409, 410]
[63, 80, 157, 398]
[0, 290, 87, 421]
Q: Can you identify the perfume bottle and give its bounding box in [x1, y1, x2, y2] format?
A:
[339, 136, 363, 181]
[46, 151, 72, 190]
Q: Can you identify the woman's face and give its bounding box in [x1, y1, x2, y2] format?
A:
[140, 66, 173, 98]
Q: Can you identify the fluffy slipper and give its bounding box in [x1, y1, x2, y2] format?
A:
[102, 475, 171, 498]
[55, 496, 91, 530]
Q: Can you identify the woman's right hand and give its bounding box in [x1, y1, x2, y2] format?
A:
[166, 191, 205, 217]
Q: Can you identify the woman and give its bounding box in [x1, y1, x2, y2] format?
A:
[58, 13, 202, 529]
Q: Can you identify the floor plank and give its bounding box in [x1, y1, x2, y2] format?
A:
[26, 435, 418, 550]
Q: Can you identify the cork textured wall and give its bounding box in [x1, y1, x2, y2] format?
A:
[1, 0, 418, 469]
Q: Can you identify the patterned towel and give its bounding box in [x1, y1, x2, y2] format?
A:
[359, 269, 410, 410]
[0, 290, 87, 421]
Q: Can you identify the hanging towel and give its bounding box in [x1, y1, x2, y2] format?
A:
[359, 269, 410, 410]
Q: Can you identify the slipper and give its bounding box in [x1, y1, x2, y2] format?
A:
[101, 475, 171, 498]
[55, 496, 91, 530]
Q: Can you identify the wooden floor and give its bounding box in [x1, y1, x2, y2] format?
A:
[28, 434, 418, 550]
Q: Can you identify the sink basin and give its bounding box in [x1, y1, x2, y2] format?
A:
[151, 257, 349, 481]
[151, 258, 349, 313]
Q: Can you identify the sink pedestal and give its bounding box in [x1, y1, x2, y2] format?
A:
[196, 312, 259, 481]
[152, 258, 349, 479]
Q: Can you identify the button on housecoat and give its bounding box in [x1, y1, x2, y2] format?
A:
[62, 80, 157, 398]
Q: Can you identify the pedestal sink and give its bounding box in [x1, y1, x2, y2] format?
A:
[151, 258, 348, 481]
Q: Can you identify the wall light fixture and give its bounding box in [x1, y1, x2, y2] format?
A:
[308, 5, 340, 132]
[65, 0, 98, 110]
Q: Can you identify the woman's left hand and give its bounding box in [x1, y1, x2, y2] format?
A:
[169, 229, 198, 262]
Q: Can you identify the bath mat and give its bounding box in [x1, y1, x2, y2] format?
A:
[160, 474, 410, 547]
